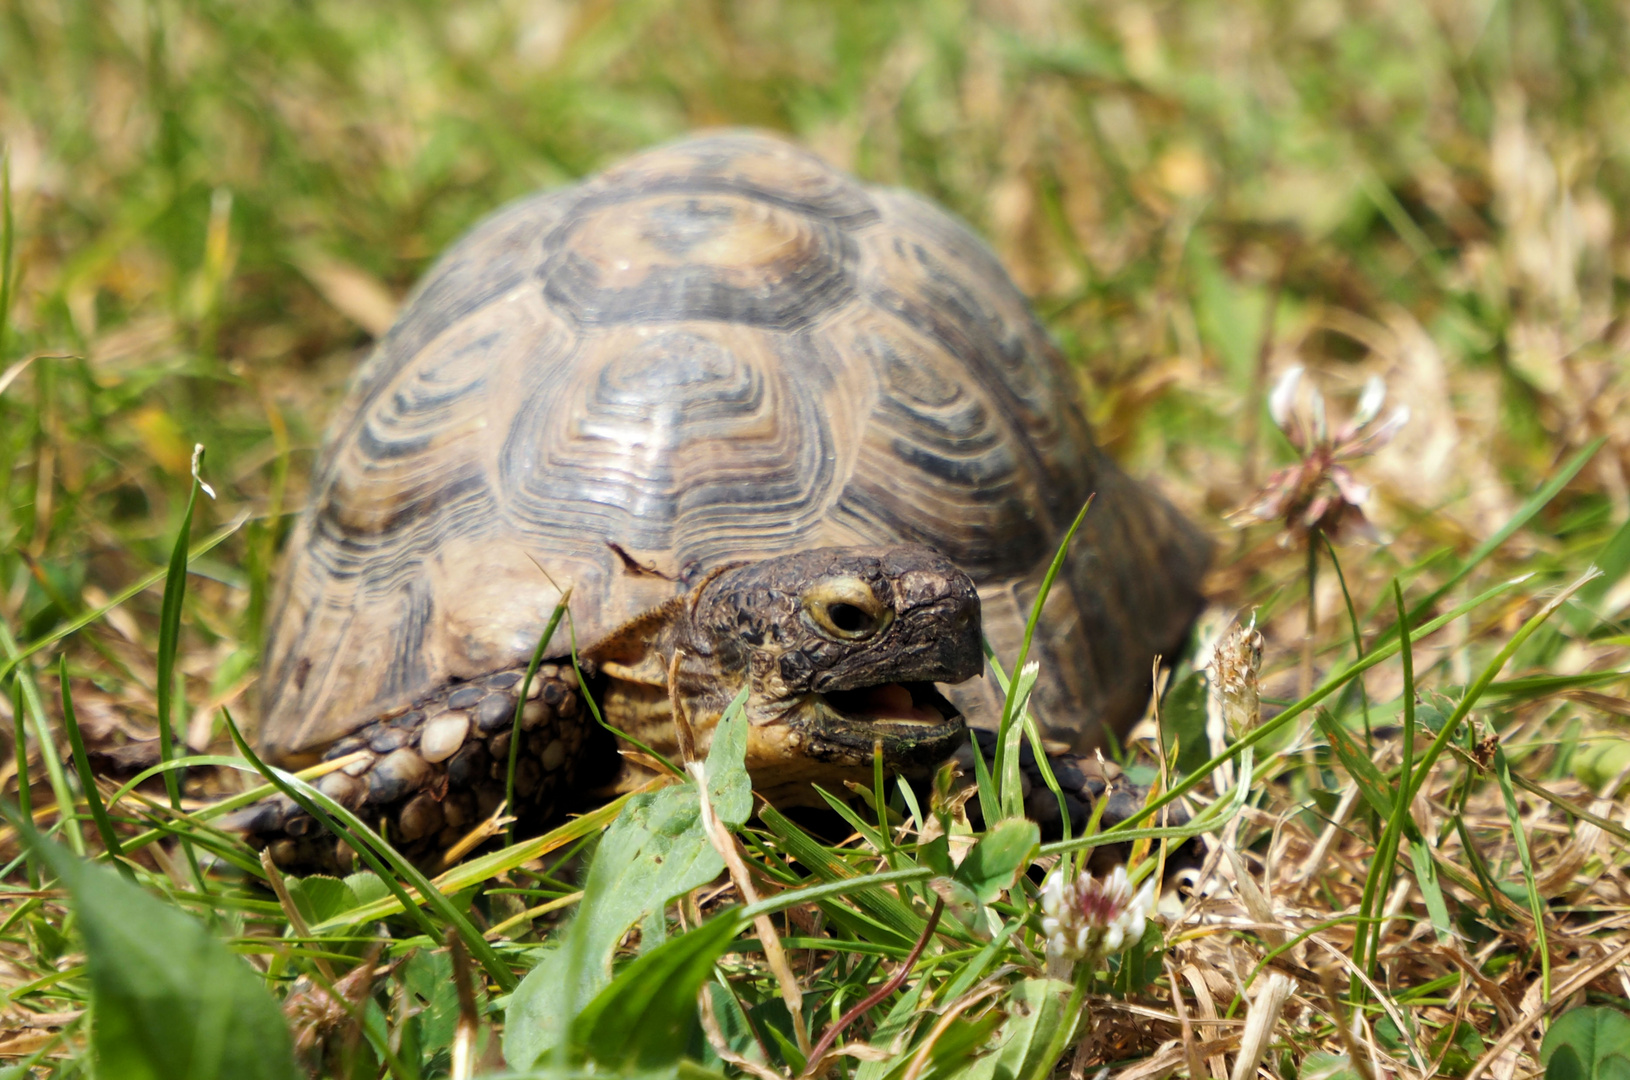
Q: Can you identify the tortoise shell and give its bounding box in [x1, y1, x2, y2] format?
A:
[261, 131, 1211, 761]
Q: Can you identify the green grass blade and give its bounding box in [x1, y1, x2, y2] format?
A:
[1502, 770, 1630, 847]
[870, 738, 898, 863]
[1397, 570, 1599, 814]
[1493, 744, 1549, 999]
[992, 496, 1092, 817]
[309, 792, 634, 933]
[757, 803, 942, 948]
[507, 593, 570, 843]
[1323, 533, 1371, 738]
[1407, 839, 1453, 945]
[981, 641, 1070, 840]
[1312, 708, 1395, 824]
[814, 785, 892, 858]
[58, 656, 130, 877]
[0, 621, 82, 855]
[1040, 747, 1254, 858]
[1354, 568, 1597, 1000]
[1378, 582, 1419, 965]
[740, 865, 935, 921]
[965, 706, 999, 828]
[155, 453, 201, 798]
[557, 610, 683, 779]
[155, 450, 211, 895]
[1354, 582, 1418, 987]
[11, 679, 35, 887]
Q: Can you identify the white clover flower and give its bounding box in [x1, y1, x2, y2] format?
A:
[1039, 864, 1156, 962]
[1228, 366, 1409, 546]
[1353, 374, 1387, 428]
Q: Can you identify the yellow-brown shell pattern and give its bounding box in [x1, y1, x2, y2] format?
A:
[260, 132, 1211, 759]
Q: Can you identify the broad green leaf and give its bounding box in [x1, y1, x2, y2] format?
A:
[1415, 691, 1457, 734]
[1301, 1052, 1365, 1080]
[702, 982, 768, 1070]
[1543, 1007, 1630, 1080]
[928, 875, 985, 935]
[960, 978, 1074, 1080]
[1408, 840, 1453, 944]
[703, 694, 752, 827]
[918, 834, 954, 877]
[571, 912, 747, 1070]
[505, 696, 750, 1068]
[1433, 1021, 1486, 1075]
[344, 869, 392, 905]
[1114, 919, 1165, 995]
[505, 786, 722, 1066]
[401, 949, 467, 1064]
[1313, 709, 1394, 821]
[287, 874, 357, 927]
[952, 818, 1039, 905]
[7, 811, 299, 1080]
[1159, 667, 1211, 775]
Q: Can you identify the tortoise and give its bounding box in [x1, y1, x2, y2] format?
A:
[245, 131, 1212, 869]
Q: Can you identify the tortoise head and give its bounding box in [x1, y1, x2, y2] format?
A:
[592, 544, 981, 799]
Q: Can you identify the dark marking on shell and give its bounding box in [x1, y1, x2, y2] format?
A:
[367, 749, 430, 804]
[258, 129, 1211, 772]
[446, 686, 483, 710]
[476, 693, 513, 732]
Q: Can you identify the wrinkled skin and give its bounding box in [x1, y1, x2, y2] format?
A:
[593, 545, 982, 803]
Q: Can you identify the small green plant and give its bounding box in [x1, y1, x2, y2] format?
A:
[1542, 1008, 1630, 1080]
[2, 808, 300, 1080]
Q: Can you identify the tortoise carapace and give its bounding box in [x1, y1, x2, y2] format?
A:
[248, 132, 1211, 869]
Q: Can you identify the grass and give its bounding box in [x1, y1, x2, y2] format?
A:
[3, 0, 1630, 1077]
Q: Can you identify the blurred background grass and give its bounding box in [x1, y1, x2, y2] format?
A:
[2, 0, 1627, 744]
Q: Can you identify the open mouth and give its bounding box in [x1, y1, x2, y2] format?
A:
[818, 681, 963, 731]
[785, 679, 969, 771]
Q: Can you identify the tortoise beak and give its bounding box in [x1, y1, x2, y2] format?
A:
[796, 685, 969, 772]
[789, 551, 981, 769]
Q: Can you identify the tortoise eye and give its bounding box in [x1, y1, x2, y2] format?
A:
[804, 577, 893, 641]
